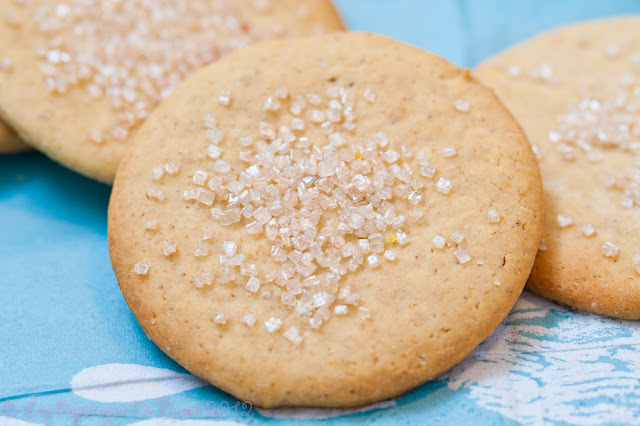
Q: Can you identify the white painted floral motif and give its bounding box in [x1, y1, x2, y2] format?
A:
[445, 292, 640, 425]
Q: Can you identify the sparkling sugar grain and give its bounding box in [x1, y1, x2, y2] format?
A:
[242, 312, 257, 327]
[601, 241, 619, 258]
[161, 239, 178, 257]
[133, 263, 150, 275]
[450, 231, 465, 244]
[529, 63, 558, 84]
[194, 273, 213, 288]
[432, 235, 446, 249]
[145, 219, 159, 231]
[454, 246, 471, 264]
[435, 178, 452, 194]
[580, 224, 596, 237]
[441, 146, 457, 158]
[214, 312, 228, 324]
[487, 208, 500, 223]
[557, 215, 573, 228]
[283, 325, 303, 344]
[454, 99, 470, 112]
[264, 317, 282, 333]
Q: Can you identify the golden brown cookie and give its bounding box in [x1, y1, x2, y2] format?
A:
[476, 17, 640, 319]
[0, 0, 344, 182]
[0, 118, 28, 153]
[108, 33, 544, 408]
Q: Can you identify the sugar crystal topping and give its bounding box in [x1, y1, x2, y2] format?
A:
[141, 84, 471, 342]
[450, 231, 465, 244]
[194, 272, 214, 288]
[601, 241, 619, 258]
[214, 311, 228, 324]
[442, 146, 457, 158]
[242, 312, 257, 327]
[557, 214, 574, 228]
[264, 317, 282, 333]
[580, 224, 596, 237]
[529, 47, 640, 271]
[283, 325, 303, 344]
[145, 219, 159, 231]
[529, 63, 558, 84]
[432, 235, 446, 249]
[161, 239, 178, 257]
[547, 57, 640, 209]
[17, 0, 317, 144]
[435, 178, 452, 194]
[454, 245, 471, 264]
[487, 207, 500, 223]
[454, 99, 470, 112]
[133, 263, 150, 275]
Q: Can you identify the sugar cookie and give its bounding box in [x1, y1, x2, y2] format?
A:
[0, 0, 344, 182]
[109, 33, 544, 408]
[476, 17, 640, 319]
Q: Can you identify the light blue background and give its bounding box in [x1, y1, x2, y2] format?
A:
[2, 1, 640, 425]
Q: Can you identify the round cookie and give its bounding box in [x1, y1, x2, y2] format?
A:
[476, 17, 640, 319]
[0, 0, 344, 183]
[109, 33, 543, 408]
[0, 119, 29, 154]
